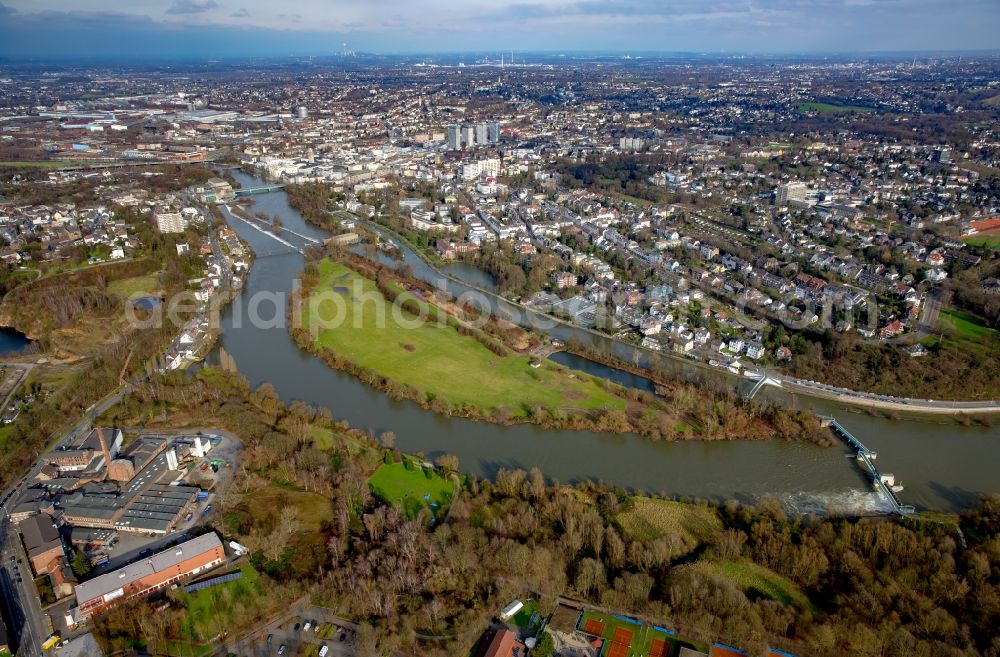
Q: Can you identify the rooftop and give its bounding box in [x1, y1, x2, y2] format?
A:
[74, 532, 223, 605]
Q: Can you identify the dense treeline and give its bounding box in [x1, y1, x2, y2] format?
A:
[946, 259, 1000, 330]
[556, 155, 681, 204]
[95, 367, 1000, 657]
[286, 180, 341, 229]
[472, 244, 563, 297]
[782, 330, 1000, 402]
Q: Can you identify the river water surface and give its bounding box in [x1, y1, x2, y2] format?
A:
[210, 170, 999, 513]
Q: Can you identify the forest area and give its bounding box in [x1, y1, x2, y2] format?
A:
[93, 366, 1000, 657]
[285, 180, 344, 229]
[768, 322, 1000, 402]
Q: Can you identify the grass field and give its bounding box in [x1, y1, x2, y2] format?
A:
[798, 102, 873, 114]
[368, 459, 454, 518]
[106, 273, 160, 299]
[962, 231, 1000, 250]
[309, 426, 376, 460]
[305, 260, 626, 417]
[249, 483, 334, 533]
[511, 599, 541, 629]
[0, 425, 16, 453]
[688, 560, 812, 609]
[175, 564, 263, 643]
[940, 308, 998, 341]
[617, 498, 722, 550]
[0, 161, 79, 169]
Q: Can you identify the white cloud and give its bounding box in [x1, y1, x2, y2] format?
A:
[166, 0, 219, 15]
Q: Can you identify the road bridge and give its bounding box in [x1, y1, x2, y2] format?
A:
[234, 184, 285, 197]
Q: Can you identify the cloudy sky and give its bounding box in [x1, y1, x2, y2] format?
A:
[0, 0, 997, 58]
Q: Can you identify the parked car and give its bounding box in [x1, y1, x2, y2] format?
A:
[319, 644, 328, 657]
[278, 645, 286, 655]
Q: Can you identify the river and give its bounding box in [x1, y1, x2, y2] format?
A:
[210, 170, 1000, 513]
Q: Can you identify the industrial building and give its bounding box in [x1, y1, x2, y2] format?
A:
[20, 514, 66, 576]
[43, 428, 123, 477]
[194, 178, 236, 205]
[72, 532, 226, 619]
[68, 527, 116, 553]
[22, 433, 215, 535]
[114, 484, 199, 534]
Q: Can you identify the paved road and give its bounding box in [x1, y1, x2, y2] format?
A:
[206, 209, 232, 288]
[0, 484, 49, 657]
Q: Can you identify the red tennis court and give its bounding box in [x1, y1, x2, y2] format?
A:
[649, 638, 669, 657]
[582, 618, 606, 636]
[605, 628, 633, 657]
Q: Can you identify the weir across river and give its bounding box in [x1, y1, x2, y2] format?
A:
[821, 416, 916, 516]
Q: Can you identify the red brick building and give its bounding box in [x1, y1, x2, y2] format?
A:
[476, 628, 526, 657]
[73, 532, 225, 618]
[20, 515, 66, 576]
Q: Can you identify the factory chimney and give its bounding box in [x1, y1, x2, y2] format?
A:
[97, 428, 113, 479]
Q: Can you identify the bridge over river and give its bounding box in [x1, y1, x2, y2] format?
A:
[234, 184, 286, 197]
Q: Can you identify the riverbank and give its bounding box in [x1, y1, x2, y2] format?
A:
[212, 169, 998, 512]
[290, 250, 830, 444]
[344, 210, 1000, 418]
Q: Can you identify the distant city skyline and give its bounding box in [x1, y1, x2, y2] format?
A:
[0, 0, 998, 59]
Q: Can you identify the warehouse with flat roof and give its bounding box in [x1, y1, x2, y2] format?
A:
[115, 484, 199, 534]
[73, 532, 225, 618]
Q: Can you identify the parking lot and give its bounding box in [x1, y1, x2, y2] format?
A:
[228, 606, 358, 657]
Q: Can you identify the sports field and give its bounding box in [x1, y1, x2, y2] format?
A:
[962, 230, 1000, 250]
[578, 610, 682, 657]
[305, 259, 626, 417]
